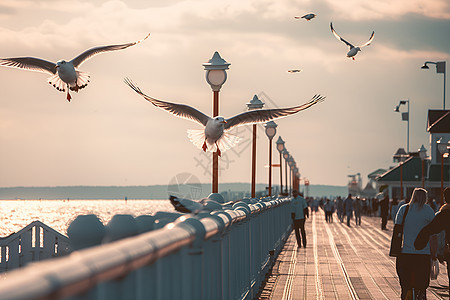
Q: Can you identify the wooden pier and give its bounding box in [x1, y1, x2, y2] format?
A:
[258, 211, 449, 299]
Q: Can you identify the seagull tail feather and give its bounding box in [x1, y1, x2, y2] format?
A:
[187, 129, 206, 150]
[47, 74, 66, 92]
[69, 71, 90, 92]
[217, 131, 241, 153]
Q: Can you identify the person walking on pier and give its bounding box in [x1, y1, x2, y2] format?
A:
[354, 197, 361, 226]
[344, 194, 353, 227]
[291, 190, 308, 248]
[337, 196, 344, 222]
[394, 188, 437, 300]
[415, 187, 450, 288]
[380, 193, 389, 230]
[324, 198, 334, 223]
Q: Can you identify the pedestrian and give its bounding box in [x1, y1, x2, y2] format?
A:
[354, 197, 361, 226]
[380, 193, 389, 230]
[394, 188, 437, 300]
[344, 194, 353, 227]
[372, 197, 378, 217]
[337, 196, 344, 223]
[415, 187, 450, 288]
[324, 198, 334, 223]
[291, 190, 308, 248]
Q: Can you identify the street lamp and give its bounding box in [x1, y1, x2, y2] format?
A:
[283, 150, 290, 195]
[247, 95, 265, 198]
[393, 148, 408, 200]
[287, 156, 295, 196]
[419, 145, 427, 188]
[293, 167, 299, 192]
[421, 61, 446, 109]
[203, 52, 230, 193]
[264, 121, 277, 197]
[437, 138, 449, 205]
[394, 100, 410, 153]
[276, 136, 285, 195]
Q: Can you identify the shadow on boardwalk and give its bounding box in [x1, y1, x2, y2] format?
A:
[258, 212, 449, 300]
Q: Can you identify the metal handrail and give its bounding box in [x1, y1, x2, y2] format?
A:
[0, 197, 292, 300]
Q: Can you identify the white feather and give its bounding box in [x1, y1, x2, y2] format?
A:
[187, 129, 205, 150]
[47, 74, 66, 92]
[217, 131, 241, 153]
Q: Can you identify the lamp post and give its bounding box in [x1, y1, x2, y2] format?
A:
[419, 145, 427, 188]
[283, 150, 289, 195]
[265, 121, 277, 197]
[394, 148, 408, 200]
[287, 156, 295, 196]
[276, 136, 285, 196]
[203, 52, 230, 193]
[394, 100, 410, 153]
[437, 138, 449, 205]
[294, 168, 299, 192]
[421, 61, 446, 109]
[247, 95, 265, 198]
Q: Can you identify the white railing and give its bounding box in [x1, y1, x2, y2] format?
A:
[0, 221, 70, 272]
[0, 198, 292, 300]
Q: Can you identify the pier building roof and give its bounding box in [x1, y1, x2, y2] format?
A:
[427, 110, 450, 133]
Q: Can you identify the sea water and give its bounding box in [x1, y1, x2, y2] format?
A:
[0, 199, 175, 237]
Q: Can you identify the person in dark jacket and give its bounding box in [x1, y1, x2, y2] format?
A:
[415, 187, 450, 284]
[380, 194, 389, 230]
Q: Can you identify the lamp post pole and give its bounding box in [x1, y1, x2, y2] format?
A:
[394, 100, 410, 153]
[421, 61, 446, 109]
[394, 148, 408, 200]
[265, 121, 277, 197]
[276, 137, 285, 196]
[283, 150, 289, 195]
[203, 52, 230, 194]
[247, 95, 265, 198]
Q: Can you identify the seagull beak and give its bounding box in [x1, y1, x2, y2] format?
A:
[222, 120, 227, 124]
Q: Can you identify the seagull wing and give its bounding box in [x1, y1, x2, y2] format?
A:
[0, 57, 57, 74]
[71, 33, 150, 68]
[330, 23, 354, 49]
[225, 94, 325, 130]
[358, 31, 375, 48]
[124, 78, 210, 126]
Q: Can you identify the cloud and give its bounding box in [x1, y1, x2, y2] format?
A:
[326, 0, 450, 20]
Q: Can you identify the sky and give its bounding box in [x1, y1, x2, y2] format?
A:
[0, 0, 449, 190]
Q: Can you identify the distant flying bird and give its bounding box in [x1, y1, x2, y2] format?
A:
[330, 22, 374, 60]
[295, 14, 316, 21]
[124, 78, 325, 156]
[0, 34, 150, 101]
[287, 69, 302, 73]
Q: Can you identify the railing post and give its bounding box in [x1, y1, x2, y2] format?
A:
[175, 217, 206, 300]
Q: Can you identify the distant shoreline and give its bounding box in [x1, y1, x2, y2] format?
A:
[0, 183, 347, 200]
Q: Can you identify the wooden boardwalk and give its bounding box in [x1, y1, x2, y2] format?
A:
[258, 211, 449, 299]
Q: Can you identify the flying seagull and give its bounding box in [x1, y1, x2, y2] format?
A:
[0, 33, 150, 101]
[287, 69, 302, 73]
[169, 196, 230, 214]
[295, 14, 316, 21]
[124, 78, 325, 156]
[330, 22, 374, 60]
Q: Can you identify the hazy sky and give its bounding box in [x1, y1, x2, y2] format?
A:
[0, 0, 449, 190]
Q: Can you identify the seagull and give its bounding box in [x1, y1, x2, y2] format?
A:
[169, 196, 233, 214]
[330, 22, 374, 60]
[0, 34, 150, 101]
[295, 14, 316, 21]
[287, 69, 302, 73]
[124, 78, 325, 156]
